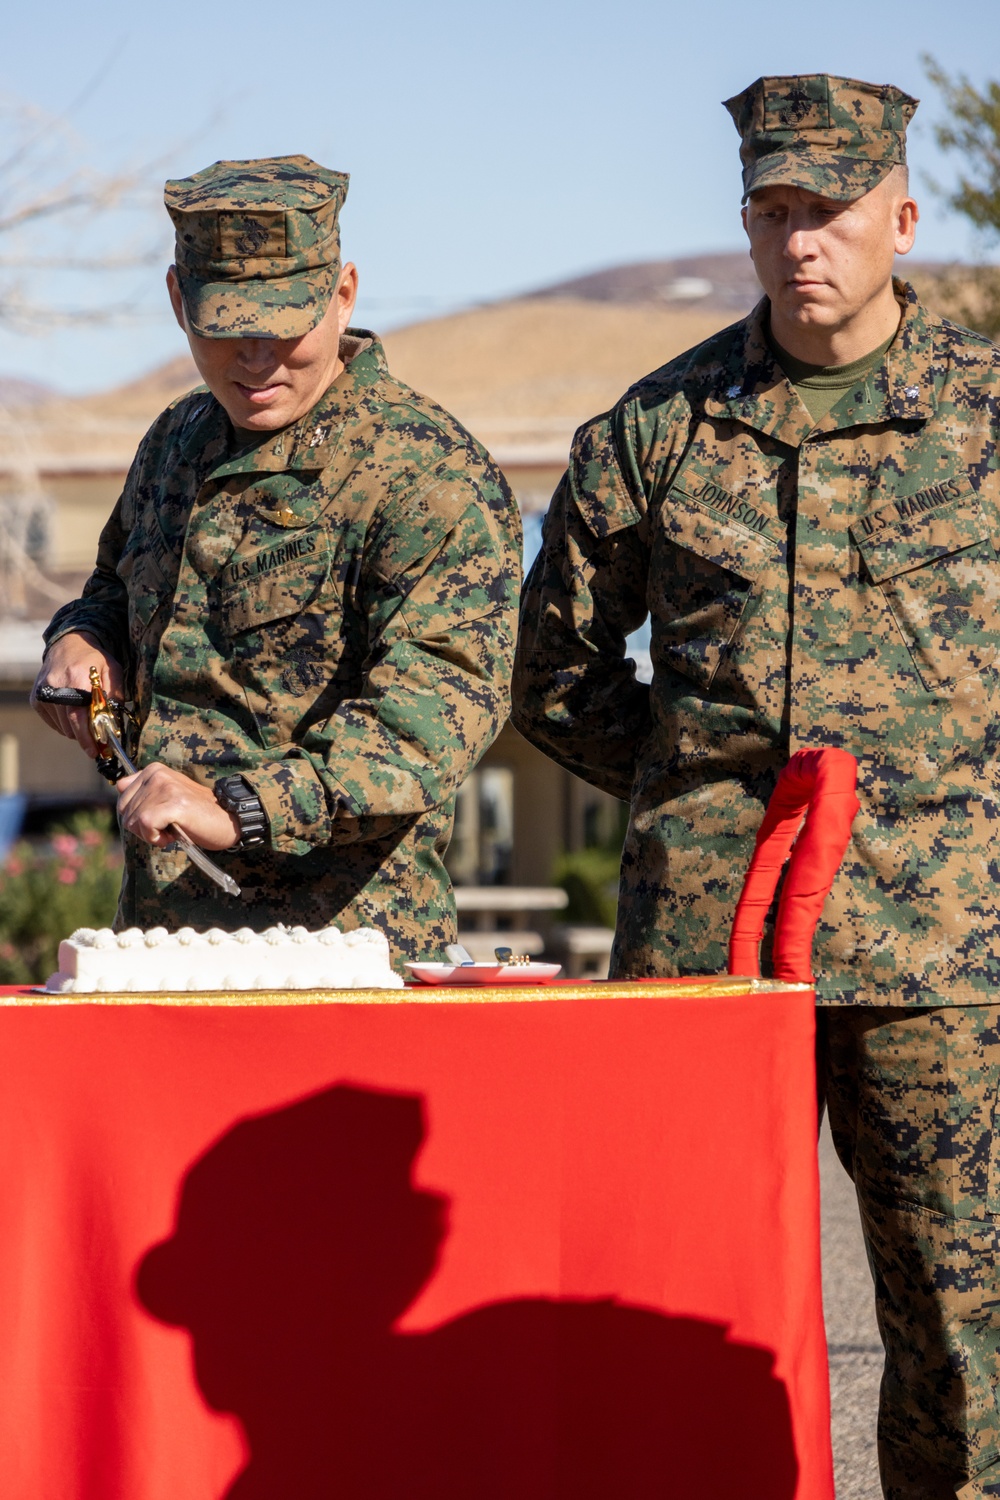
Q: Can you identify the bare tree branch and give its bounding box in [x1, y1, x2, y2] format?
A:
[0, 66, 195, 620]
[0, 89, 171, 332]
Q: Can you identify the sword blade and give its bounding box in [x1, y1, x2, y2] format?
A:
[168, 829, 242, 899]
[97, 717, 242, 899]
[99, 721, 138, 777]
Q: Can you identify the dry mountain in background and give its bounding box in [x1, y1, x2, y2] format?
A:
[0, 251, 974, 474]
[528, 251, 765, 312]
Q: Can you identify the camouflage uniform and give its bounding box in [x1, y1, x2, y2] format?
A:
[512, 77, 1000, 1497]
[823, 1007, 1000, 1498]
[45, 159, 521, 966]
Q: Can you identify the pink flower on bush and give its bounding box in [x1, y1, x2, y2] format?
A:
[56, 866, 78, 885]
[4, 856, 24, 877]
[81, 830, 103, 848]
[51, 835, 79, 858]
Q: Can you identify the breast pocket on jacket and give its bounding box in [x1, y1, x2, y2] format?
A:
[116, 530, 174, 645]
[221, 539, 339, 745]
[653, 492, 778, 690]
[852, 485, 1000, 689]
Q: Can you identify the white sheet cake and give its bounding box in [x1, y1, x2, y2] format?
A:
[45, 923, 404, 993]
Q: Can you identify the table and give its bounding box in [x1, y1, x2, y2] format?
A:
[549, 922, 617, 978]
[453, 886, 570, 917]
[0, 979, 833, 1499]
[453, 884, 570, 960]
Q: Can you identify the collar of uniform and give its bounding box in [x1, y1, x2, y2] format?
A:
[176, 391, 230, 470]
[703, 298, 815, 448]
[201, 328, 388, 480]
[703, 281, 935, 445]
[790, 280, 936, 435]
[883, 280, 936, 422]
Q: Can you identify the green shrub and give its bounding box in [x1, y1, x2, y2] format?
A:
[551, 845, 622, 928]
[0, 812, 123, 985]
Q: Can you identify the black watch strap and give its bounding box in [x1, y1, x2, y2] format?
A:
[213, 775, 268, 851]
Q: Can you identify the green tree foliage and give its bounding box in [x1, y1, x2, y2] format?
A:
[551, 845, 621, 928]
[551, 802, 628, 929]
[923, 57, 1000, 340]
[0, 812, 122, 985]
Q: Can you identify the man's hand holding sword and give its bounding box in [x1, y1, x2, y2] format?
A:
[31, 630, 242, 895]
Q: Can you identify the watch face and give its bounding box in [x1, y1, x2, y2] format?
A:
[215, 775, 266, 848]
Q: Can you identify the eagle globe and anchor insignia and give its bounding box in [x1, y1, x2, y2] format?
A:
[232, 217, 273, 258]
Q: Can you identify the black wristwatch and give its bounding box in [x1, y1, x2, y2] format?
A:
[213, 775, 269, 852]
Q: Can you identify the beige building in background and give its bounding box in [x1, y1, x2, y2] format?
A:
[0, 284, 736, 888]
[3, 255, 954, 960]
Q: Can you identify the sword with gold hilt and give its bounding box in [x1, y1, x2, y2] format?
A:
[35, 669, 241, 899]
[86, 669, 241, 899]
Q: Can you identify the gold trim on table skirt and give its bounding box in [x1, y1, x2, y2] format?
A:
[4, 978, 813, 1007]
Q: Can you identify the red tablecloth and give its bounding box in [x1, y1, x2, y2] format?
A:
[0, 983, 833, 1499]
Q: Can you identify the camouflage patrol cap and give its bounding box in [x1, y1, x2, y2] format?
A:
[723, 75, 918, 203]
[164, 155, 349, 339]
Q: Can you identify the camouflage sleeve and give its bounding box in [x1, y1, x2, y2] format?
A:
[510, 409, 652, 802]
[250, 473, 521, 853]
[42, 451, 141, 668]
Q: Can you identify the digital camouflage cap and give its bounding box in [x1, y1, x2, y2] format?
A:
[723, 75, 918, 203]
[164, 155, 349, 339]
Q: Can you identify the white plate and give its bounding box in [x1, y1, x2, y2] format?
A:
[406, 962, 562, 986]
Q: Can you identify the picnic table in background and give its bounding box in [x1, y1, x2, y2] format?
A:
[453, 886, 616, 975]
[453, 884, 569, 961]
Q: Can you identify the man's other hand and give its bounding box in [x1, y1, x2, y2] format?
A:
[30, 632, 125, 759]
[116, 764, 242, 851]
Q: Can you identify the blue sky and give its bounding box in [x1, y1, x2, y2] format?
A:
[0, 0, 996, 392]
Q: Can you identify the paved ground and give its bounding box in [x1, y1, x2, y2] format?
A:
[819, 1118, 883, 1497]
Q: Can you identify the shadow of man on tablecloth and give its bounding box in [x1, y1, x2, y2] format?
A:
[136, 1084, 797, 1499]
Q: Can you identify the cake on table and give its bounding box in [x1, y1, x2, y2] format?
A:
[45, 923, 404, 993]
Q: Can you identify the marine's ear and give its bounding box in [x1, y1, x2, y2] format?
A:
[893, 195, 919, 258]
[166, 265, 187, 332]
[334, 262, 359, 336]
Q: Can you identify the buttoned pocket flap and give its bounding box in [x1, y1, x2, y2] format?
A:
[116, 531, 173, 634]
[570, 414, 643, 541]
[664, 492, 777, 579]
[853, 491, 989, 583]
[651, 492, 777, 692]
[851, 485, 1000, 688]
[367, 477, 474, 581]
[222, 546, 331, 634]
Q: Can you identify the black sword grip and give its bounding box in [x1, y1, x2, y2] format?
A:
[34, 685, 92, 707]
